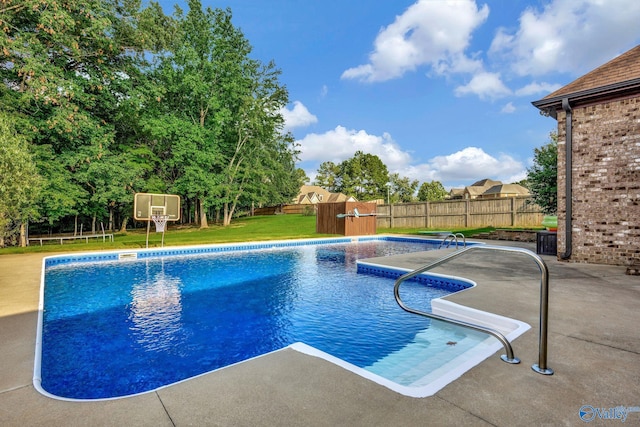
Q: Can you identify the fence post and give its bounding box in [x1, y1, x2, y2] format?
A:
[425, 201, 429, 228]
[511, 197, 516, 226]
[390, 204, 394, 228]
[465, 199, 470, 227]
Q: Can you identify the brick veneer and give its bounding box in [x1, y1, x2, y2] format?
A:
[556, 96, 640, 265]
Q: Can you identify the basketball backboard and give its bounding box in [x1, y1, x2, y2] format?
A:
[134, 193, 181, 221]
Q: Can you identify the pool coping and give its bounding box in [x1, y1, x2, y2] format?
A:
[34, 236, 527, 401]
[41, 235, 452, 267]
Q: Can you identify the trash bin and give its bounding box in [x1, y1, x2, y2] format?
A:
[536, 231, 557, 256]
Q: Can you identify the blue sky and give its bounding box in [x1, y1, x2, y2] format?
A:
[157, 0, 640, 190]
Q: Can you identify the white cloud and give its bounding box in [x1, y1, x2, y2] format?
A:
[454, 71, 512, 99]
[298, 131, 526, 189]
[427, 147, 524, 183]
[280, 101, 318, 130]
[489, 0, 640, 77]
[320, 85, 328, 98]
[341, 0, 489, 82]
[501, 102, 516, 114]
[297, 126, 411, 170]
[515, 81, 562, 96]
[397, 147, 525, 189]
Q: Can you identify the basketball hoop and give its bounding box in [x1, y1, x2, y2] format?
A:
[151, 215, 169, 232]
[135, 193, 181, 249]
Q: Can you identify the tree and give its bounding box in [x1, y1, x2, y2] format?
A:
[294, 168, 310, 187]
[314, 161, 340, 192]
[249, 133, 302, 207]
[527, 132, 557, 215]
[145, 1, 291, 227]
[0, 112, 42, 247]
[0, 0, 295, 234]
[216, 57, 291, 226]
[388, 173, 418, 203]
[337, 151, 389, 201]
[417, 180, 448, 202]
[0, 0, 165, 232]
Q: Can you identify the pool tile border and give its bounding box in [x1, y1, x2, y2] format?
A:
[356, 262, 472, 292]
[43, 235, 448, 268]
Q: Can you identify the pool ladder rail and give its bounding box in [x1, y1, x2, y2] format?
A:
[393, 245, 554, 376]
[439, 233, 466, 249]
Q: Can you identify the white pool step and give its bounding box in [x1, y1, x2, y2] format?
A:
[366, 326, 492, 386]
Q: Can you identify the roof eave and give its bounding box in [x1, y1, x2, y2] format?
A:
[532, 77, 640, 119]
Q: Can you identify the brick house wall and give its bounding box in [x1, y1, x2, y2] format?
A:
[556, 97, 640, 265]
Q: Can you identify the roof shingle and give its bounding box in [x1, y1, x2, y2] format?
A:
[543, 45, 640, 99]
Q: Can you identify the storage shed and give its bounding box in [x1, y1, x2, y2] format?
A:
[316, 202, 377, 236]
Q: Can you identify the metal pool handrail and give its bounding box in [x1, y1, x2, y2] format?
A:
[393, 244, 554, 375]
[438, 233, 466, 249]
[394, 267, 520, 365]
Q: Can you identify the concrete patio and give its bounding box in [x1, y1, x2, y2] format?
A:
[0, 239, 638, 426]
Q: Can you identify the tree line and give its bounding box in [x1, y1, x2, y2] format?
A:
[313, 151, 448, 204]
[313, 136, 558, 210]
[0, 0, 303, 246]
[0, 0, 556, 247]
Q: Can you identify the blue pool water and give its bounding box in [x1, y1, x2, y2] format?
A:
[39, 239, 473, 399]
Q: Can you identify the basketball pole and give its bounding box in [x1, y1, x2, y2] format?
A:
[146, 218, 150, 248]
[146, 199, 151, 249]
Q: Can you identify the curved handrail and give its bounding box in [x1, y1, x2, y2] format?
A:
[439, 234, 456, 249]
[439, 233, 466, 249]
[393, 244, 553, 375]
[394, 269, 520, 365]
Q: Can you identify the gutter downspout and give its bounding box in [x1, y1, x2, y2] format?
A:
[561, 98, 572, 259]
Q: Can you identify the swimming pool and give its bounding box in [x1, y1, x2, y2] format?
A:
[35, 236, 529, 400]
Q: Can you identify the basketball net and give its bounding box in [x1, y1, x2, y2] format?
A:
[151, 215, 169, 233]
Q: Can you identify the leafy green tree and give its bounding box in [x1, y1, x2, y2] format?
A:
[527, 132, 558, 215]
[295, 168, 310, 187]
[0, 112, 42, 247]
[0, 0, 294, 232]
[388, 173, 418, 203]
[217, 59, 290, 226]
[0, 0, 165, 231]
[314, 161, 340, 192]
[417, 180, 448, 202]
[249, 133, 301, 207]
[337, 151, 389, 201]
[146, 1, 291, 227]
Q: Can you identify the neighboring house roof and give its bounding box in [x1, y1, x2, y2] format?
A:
[462, 178, 502, 199]
[440, 179, 531, 199]
[449, 179, 529, 200]
[448, 188, 465, 199]
[478, 184, 530, 198]
[533, 44, 640, 116]
[294, 185, 357, 204]
[470, 178, 501, 188]
[464, 186, 490, 198]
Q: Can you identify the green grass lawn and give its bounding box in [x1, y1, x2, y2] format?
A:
[0, 214, 502, 255]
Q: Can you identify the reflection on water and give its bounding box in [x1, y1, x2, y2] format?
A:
[129, 260, 185, 352]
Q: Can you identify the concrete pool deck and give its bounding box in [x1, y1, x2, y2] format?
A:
[0, 239, 639, 426]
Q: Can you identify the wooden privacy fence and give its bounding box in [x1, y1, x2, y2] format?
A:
[253, 204, 315, 216]
[376, 196, 544, 229]
[253, 196, 544, 229]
